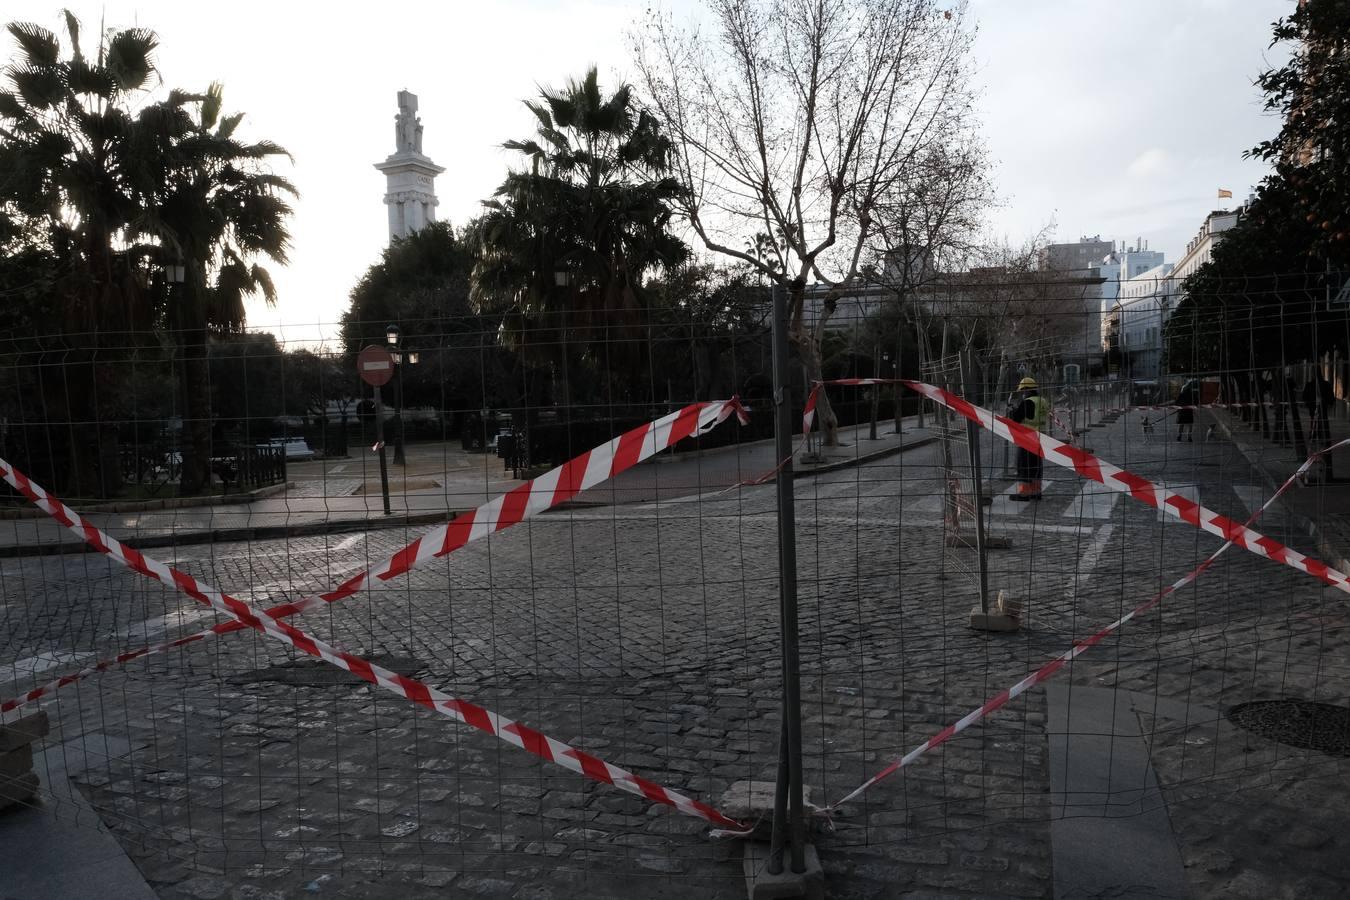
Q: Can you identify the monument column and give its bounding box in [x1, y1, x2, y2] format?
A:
[375, 90, 445, 242]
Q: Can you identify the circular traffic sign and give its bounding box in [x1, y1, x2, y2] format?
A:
[357, 345, 395, 387]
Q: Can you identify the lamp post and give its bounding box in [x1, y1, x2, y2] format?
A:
[165, 260, 195, 489]
[385, 324, 418, 466]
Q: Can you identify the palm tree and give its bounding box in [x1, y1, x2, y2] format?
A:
[470, 68, 687, 404]
[0, 14, 161, 495]
[140, 83, 295, 493]
[1, 16, 294, 496]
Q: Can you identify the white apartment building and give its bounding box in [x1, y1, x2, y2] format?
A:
[1170, 208, 1242, 285]
[1111, 263, 1177, 379]
[1094, 240, 1166, 352]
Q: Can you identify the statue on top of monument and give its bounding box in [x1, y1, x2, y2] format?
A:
[395, 90, 422, 154]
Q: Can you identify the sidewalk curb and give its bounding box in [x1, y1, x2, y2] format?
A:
[793, 434, 937, 477]
[1211, 411, 1350, 573]
[0, 511, 459, 560]
[0, 433, 938, 559]
[0, 481, 291, 521]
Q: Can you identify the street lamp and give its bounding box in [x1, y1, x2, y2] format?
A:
[164, 260, 192, 487]
[385, 324, 414, 465]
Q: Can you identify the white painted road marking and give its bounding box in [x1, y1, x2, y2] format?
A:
[3, 650, 94, 679]
[1232, 484, 1268, 520]
[1062, 482, 1121, 520]
[1158, 483, 1202, 523]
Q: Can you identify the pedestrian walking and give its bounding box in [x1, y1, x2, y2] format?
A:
[1008, 375, 1049, 501]
[1268, 371, 1291, 445]
[1176, 379, 1198, 442]
[1303, 374, 1334, 443]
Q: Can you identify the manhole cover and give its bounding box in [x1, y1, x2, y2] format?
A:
[229, 654, 426, 687]
[1226, 700, 1350, 756]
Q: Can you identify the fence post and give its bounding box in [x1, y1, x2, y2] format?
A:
[914, 318, 926, 429]
[870, 340, 880, 440]
[894, 322, 904, 433]
[961, 350, 990, 615]
[768, 280, 807, 876]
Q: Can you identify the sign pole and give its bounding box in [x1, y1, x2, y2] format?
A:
[374, 384, 391, 516]
[357, 344, 397, 518]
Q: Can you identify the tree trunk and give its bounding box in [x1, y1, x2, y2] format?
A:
[55, 355, 104, 498]
[179, 327, 212, 495]
[791, 282, 841, 447]
[1284, 374, 1310, 461]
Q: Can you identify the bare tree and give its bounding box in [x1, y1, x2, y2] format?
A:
[861, 135, 992, 416]
[905, 232, 1104, 404]
[636, 0, 980, 445]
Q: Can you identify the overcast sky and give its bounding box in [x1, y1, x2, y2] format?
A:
[5, 0, 1293, 344]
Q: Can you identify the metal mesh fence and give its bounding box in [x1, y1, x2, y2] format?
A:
[3, 274, 1350, 898]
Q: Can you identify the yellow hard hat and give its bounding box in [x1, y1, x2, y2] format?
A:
[1017, 376, 1038, 391]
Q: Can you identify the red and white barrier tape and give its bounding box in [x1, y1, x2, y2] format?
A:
[830, 434, 1350, 810]
[806, 379, 1350, 595]
[2, 399, 750, 718]
[1114, 401, 1293, 411]
[1048, 408, 1076, 445]
[0, 406, 748, 830]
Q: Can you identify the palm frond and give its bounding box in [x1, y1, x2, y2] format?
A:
[61, 10, 81, 63]
[200, 81, 223, 130]
[249, 263, 277, 305]
[0, 91, 24, 120]
[104, 27, 158, 91]
[164, 88, 204, 109]
[6, 23, 59, 67]
[10, 64, 65, 110]
[216, 112, 243, 140]
[238, 138, 292, 161]
[503, 138, 545, 157]
[523, 99, 552, 131]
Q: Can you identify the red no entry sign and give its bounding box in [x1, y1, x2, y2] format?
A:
[357, 345, 395, 387]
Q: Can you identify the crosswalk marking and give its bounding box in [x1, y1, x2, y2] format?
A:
[1157, 482, 1202, 523]
[990, 486, 1028, 517]
[905, 492, 947, 515]
[1062, 481, 1121, 520]
[4, 650, 94, 679]
[1231, 484, 1268, 520]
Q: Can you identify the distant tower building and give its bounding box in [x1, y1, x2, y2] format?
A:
[375, 90, 445, 242]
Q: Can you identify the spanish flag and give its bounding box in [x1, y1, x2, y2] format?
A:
[1217, 188, 1233, 199]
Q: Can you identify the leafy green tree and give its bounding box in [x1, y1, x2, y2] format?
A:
[469, 68, 687, 403]
[1249, 0, 1350, 266]
[343, 220, 514, 417]
[282, 348, 359, 455]
[1167, 0, 1350, 381]
[1166, 182, 1330, 375]
[645, 264, 767, 401]
[342, 221, 473, 350]
[208, 331, 284, 443]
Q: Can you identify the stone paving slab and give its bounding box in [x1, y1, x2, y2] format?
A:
[1047, 685, 1186, 899]
[0, 732, 156, 900]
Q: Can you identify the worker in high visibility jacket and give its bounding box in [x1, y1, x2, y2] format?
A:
[1008, 376, 1049, 500]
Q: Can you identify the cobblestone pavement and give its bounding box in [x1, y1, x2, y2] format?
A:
[3, 408, 1349, 898]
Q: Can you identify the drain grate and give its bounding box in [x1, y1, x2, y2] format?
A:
[1226, 699, 1350, 757]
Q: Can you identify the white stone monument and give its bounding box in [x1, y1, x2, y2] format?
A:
[374, 90, 445, 242]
